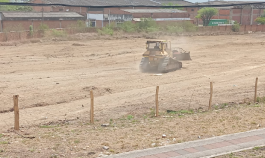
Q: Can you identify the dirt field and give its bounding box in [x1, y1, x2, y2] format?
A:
[1, 33, 265, 157]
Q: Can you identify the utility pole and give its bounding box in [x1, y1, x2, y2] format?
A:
[250, 5, 254, 25]
[109, 9, 110, 27]
[42, 2, 44, 25]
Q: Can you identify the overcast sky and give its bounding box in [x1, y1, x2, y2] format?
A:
[186, 0, 260, 2]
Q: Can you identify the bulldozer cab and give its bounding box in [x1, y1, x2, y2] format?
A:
[146, 40, 171, 52]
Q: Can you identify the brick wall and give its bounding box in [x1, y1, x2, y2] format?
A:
[2, 20, 85, 31]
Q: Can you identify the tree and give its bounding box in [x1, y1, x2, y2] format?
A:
[255, 11, 265, 25]
[0, 0, 33, 11]
[196, 7, 218, 26]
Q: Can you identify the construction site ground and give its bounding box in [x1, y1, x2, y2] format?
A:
[0, 33, 265, 157]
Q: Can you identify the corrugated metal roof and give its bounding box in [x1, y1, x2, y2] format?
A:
[1, 12, 84, 18]
[123, 9, 187, 13]
[38, 0, 162, 6]
[156, 0, 193, 6]
[133, 18, 190, 21]
[198, 1, 262, 5]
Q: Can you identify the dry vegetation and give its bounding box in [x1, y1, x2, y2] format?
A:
[1, 103, 265, 158]
[216, 146, 265, 158]
[0, 33, 265, 157]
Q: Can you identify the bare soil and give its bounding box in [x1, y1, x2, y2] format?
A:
[0, 33, 265, 157]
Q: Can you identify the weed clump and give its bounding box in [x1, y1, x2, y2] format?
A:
[166, 109, 194, 115]
[127, 115, 134, 120]
[51, 29, 67, 37]
[257, 96, 265, 103]
[97, 27, 114, 36]
[232, 21, 240, 32]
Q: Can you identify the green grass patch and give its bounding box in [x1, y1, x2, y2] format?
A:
[74, 140, 80, 144]
[40, 125, 57, 128]
[214, 103, 228, 110]
[253, 146, 261, 150]
[0, 141, 8, 144]
[127, 115, 134, 120]
[167, 109, 194, 115]
[257, 97, 265, 103]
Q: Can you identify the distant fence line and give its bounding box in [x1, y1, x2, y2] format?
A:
[0, 25, 264, 43]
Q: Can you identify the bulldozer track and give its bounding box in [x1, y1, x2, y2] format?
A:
[139, 57, 150, 72]
[158, 57, 182, 73]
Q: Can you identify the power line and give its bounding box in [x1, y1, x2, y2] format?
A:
[0, 2, 264, 8]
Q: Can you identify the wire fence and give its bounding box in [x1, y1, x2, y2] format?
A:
[0, 76, 264, 134]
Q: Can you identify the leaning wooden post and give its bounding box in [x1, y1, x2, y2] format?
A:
[155, 86, 159, 117]
[208, 82, 213, 110]
[90, 91, 94, 124]
[13, 95, 19, 131]
[254, 77, 258, 103]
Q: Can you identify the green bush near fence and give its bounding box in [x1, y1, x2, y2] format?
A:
[97, 27, 114, 36]
[166, 25, 184, 33]
[67, 20, 88, 33]
[232, 22, 240, 32]
[51, 29, 67, 37]
[39, 24, 49, 32]
[137, 18, 159, 32]
[119, 21, 137, 33]
[163, 22, 196, 33]
[29, 25, 34, 36]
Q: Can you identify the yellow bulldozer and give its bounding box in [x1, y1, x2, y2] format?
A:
[139, 40, 191, 73]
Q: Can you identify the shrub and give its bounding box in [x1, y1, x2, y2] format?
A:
[29, 25, 33, 36]
[76, 20, 87, 32]
[166, 25, 184, 33]
[163, 21, 196, 33]
[181, 21, 197, 32]
[51, 29, 66, 37]
[257, 96, 265, 103]
[67, 20, 87, 33]
[97, 27, 114, 36]
[256, 17, 265, 25]
[119, 21, 137, 33]
[232, 22, 240, 32]
[38, 24, 49, 32]
[137, 18, 158, 32]
[146, 27, 160, 33]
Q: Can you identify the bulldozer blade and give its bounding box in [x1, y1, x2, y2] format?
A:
[174, 53, 191, 60]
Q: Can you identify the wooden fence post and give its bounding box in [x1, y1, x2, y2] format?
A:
[208, 82, 213, 110]
[90, 91, 94, 124]
[13, 95, 19, 131]
[155, 86, 159, 117]
[254, 77, 258, 103]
